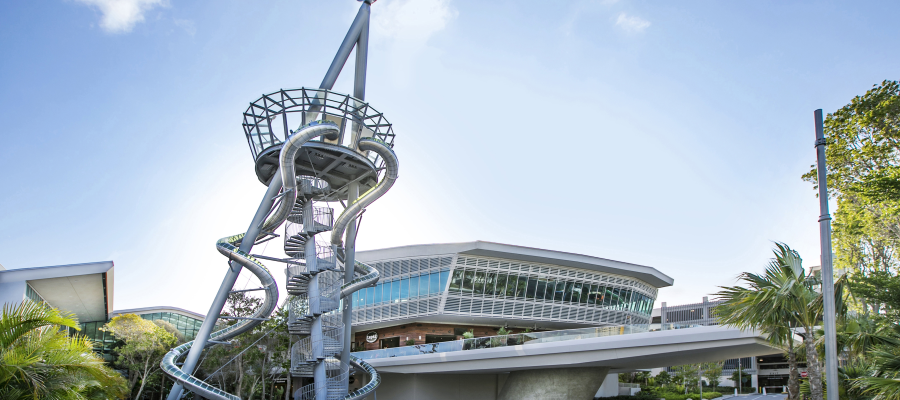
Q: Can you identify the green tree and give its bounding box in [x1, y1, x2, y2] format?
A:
[701, 362, 724, 390]
[671, 364, 700, 393]
[0, 300, 128, 399]
[198, 291, 266, 397]
[715, 243, 847, 400]
[802, 80, 900, 318]
[731, 369, 752, 391]
[102, 313, 177, 399]
[852, 343, 900, 400]
[655, 370, 672, 386]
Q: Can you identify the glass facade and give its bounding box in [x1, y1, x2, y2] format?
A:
[77, 320, 117, 361]
[448, 258, 655, 316]
[351, 252, 659, 327]
[351, 269, 450, 308]
[25, 284, 45, 304]
[137, 311, 205, 340]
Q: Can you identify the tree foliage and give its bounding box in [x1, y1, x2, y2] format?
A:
[0, 300, 128, 399]
[194, 292, 291, 400]
[102, 313, 177, 399]
[715, 243, 848, 400]
[803, 80, 900, 318]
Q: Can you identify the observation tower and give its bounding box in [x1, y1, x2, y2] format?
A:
[162, 2, 395, 399]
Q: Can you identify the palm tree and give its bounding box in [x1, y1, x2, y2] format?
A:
[715, 243, 845, 400]
[0, 300, 128, 399]
[853, 344, 900, 400]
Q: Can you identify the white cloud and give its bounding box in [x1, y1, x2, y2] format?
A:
[373, 0, 457, 42]
[615, 12, 651, 33]
[371, 0, 457, 87]
[74, 0, 167, 34]
[174, 18, 196, 36]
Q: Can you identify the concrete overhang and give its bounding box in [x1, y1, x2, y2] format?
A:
[366, 326, 776, 374]
[0, 261, 114, 323]
[358, 241, 673, 288]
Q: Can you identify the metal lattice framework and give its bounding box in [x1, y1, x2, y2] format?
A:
[243, 89, 395, 170]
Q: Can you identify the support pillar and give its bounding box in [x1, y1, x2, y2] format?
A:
[497, 367, 610, 400]
[595, 373, 619, 398]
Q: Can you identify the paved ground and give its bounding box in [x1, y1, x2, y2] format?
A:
[720, 395, 786, 400]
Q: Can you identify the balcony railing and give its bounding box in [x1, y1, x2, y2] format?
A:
[353, 323, 702, 360]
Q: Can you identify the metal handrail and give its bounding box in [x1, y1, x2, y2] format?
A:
[354, 323, 704, 360]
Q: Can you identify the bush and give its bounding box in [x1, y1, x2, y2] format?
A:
[404, 339, 416, 346]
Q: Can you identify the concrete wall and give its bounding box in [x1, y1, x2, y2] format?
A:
[497, 367, 609, 400]
[0, 281, 25, 308]
[374, 372, 504, 400]
[595, 373, 619, 398]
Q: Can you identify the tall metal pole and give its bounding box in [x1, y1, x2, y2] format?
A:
[319, 3, 370, 91]
[341, 0, 369, 375]
[167, 172, 285, 400]
[814, 109, 839, 400]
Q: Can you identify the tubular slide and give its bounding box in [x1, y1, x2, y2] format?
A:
[161, 121, 394, 400]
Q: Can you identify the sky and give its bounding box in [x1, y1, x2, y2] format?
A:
[1, 0, 898, 316]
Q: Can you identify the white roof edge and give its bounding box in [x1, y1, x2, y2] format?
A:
[111, 305, 206, 321]
[0, 261, 114, 283]
[357, 241, 674, 288]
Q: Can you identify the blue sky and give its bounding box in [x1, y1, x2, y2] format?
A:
[1, 0, 897, 315]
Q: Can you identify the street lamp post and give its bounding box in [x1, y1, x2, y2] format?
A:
[814, 109, 840, 400]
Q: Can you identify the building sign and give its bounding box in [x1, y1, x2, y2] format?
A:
[366, 331, 379, 343]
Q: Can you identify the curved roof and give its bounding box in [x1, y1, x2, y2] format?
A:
[357, 241, 674, 288]
[111, 305, 205, 321]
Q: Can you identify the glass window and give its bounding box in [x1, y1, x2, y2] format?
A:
[473, 271, 485, 295]
[462, 270, 474, 294]
[624, 289, 634, 311]
[586, 284, 597, 305]
[353, 291, 359, 307]
[541, 280, 553, 300]
[400, 278, 409, 301]
[554, 281, 566, 301]
[374, 282, 383, 304]
[496, 273, 508, 297]
[485, 272, 497, 296]
[391, 280, 401, 302]
[504, 274, 516, 297]
[603, 287, 614, 307]
[526, 277, 538, 299]
[562, 281, 574, 302]
[612, 288, 622, 310]
[419, 274, 429, 296]
[580, 284, 591, 304]
[449, 269, 464, 292]
[581, 284, 593, 303]
[366, 286, 374, 305]
[516, 275, 528, 298]
[409, 276, 419, 298]
[439, 270, 449, 292]
[431, 272, 441, 294]
[571, 282, 583, 303]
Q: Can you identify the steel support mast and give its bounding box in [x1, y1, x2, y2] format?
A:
[814, 109, 839, 400]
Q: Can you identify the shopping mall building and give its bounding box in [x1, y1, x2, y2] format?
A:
[348, 241, 672, 351]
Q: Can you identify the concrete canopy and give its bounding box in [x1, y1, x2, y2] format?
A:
[0, 261, 114, 323]
[366, 326, 777, 374]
